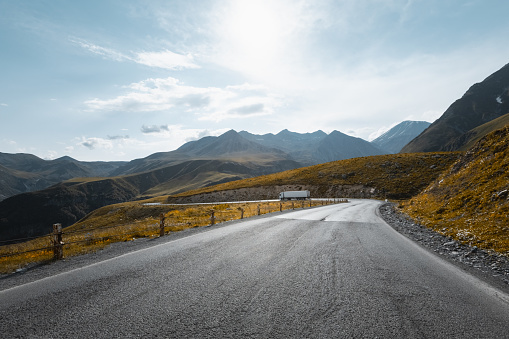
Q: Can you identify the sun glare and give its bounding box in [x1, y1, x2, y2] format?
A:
[222, 1, 288, 75]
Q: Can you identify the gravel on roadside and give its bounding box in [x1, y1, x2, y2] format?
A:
[379, 202, 509, 290]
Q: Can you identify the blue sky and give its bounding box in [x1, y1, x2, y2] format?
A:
[1, 0, 509, 161]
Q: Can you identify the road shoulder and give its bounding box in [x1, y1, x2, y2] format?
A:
[379, 202, 509, 294]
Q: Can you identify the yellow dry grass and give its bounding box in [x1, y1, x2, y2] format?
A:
[0, 199, 339, 273]
[401, 126, 509, 256]
[169, 152, 461, 200]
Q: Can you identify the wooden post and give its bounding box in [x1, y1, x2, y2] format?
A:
[292, 202, 295, 210]
[257, 205, 261, 215]
[210, 210, 215, 226]
[52, 223, 63, 261]
[280, 203, 282, 212]
[240, 208, 244, 219]
[159, 213, 165, 237]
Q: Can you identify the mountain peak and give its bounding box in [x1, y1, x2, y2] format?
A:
[372, 121, 430, 153]
[401, 62, 509, 153]
[176, 129, 287, 158]
[53, 155, 77, 162]
[220, 129, 239, 137]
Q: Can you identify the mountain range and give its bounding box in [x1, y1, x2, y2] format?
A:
[0, 154, 125, 201]
[0, 122, 425, 242]
[4, 60, 509, 243]
[0, 122, 425, 202]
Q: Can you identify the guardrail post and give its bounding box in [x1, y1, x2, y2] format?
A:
[159, 213, 165, 237]
[210, 210, 215, 226]
[240, 207, 244, 219]
[52, 223, 63, 261]
[280, 203, 282, 212]
[292, 202, 295, 210]
[257, 205, 261, 215]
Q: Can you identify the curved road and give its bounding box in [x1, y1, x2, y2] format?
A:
[1, 199, 509, 338]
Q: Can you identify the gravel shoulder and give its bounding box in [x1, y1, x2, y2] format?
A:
[378, 202, 509, 293]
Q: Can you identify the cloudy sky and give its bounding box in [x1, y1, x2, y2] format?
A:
[1, 0, 509, 161]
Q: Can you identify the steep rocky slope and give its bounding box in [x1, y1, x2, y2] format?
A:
[401, 63, 509, 153]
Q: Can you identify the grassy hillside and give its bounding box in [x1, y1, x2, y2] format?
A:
[168, 152, 461, 201]
[0, 164, 51, 201]
[455, 112, 509, 151]
[0, 157, 301, 243]
[401, 125, 509, 255]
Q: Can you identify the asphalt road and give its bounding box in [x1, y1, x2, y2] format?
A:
[1, 199, 509, 338]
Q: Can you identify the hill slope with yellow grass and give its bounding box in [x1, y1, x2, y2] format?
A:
[402, 125, 509, 255]
[167, 152, 460, 203]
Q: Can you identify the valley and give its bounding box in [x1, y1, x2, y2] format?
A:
[1, 61, 509, 273]
[0, 122, 427, 243]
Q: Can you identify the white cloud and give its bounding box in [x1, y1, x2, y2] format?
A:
[44, 151, 58, 160]
[84, 77, 281, 122]
[0, 103, 7, 107]
[138, 124, 227, 142]
[107, 135, 130, 140]
[70, 37, 127, 62]
[135, 50, 199, 70]
[79, 137, 113, 150]
[70, 37, 198, 70]
[141, 125, 170, 134]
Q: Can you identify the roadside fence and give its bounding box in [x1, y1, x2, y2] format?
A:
[0, 198, 348, 271]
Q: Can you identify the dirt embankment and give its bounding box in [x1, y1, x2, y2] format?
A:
[167, 184, 378, 203]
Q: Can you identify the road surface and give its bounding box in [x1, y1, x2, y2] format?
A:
[1, 199, 509, 338]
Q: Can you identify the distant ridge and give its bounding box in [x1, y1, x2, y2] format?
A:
[240, 128, 388, 165]
[239, 129, 327, 165]
[176, 129, 288, 158]
[371, 121, 431, 154]
[0, 123, 429, 201]
[401, 62, 509, 153]
[0, 152, 125, 201]
[315, 130, 384, 162]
